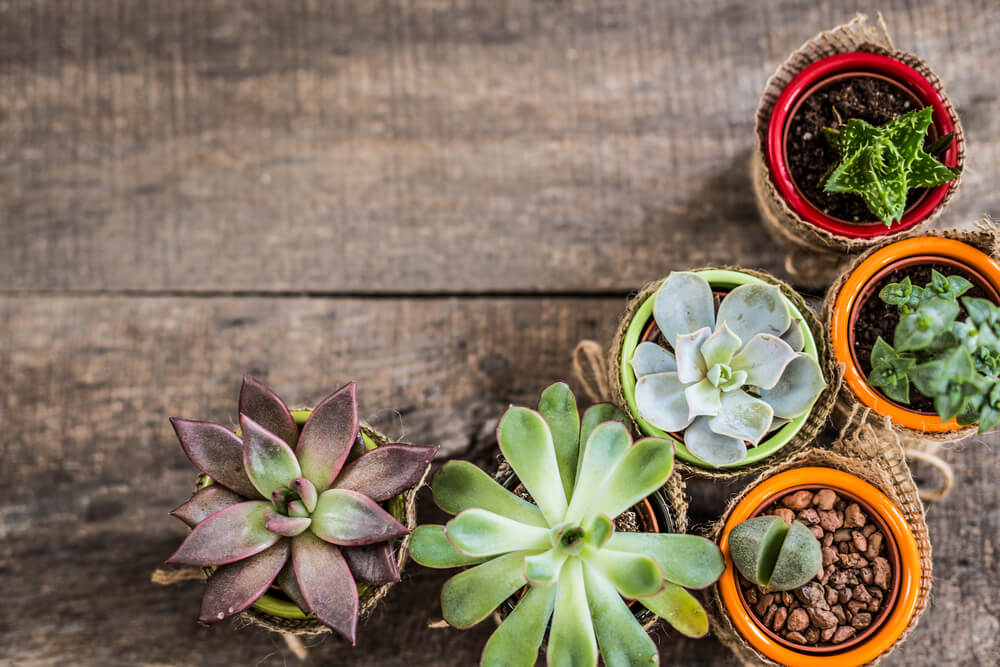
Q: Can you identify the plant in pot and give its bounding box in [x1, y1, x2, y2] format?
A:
[166, 375, 437, 643]
[716, 467, 922, 666]
[614, 270, 829, 471]
[752, 16, 965, 278]
[827, 234, 1000, 442]
[409, 383, 725, 667]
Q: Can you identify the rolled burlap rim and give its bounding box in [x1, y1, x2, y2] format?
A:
[752, 13, 966, 287]
[705, 433, 933, 666]
[596, 267, 841, 480]
[821, 220, 1000, 451]
[153, 422, 426, 645]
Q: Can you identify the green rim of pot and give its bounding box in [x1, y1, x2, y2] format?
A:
[201, 409, 406, 620]
[619, 269, 819, 469]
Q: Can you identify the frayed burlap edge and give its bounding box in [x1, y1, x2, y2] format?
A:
[706, 436, 932, 666]
[821, 220, 1000, 452]
[153, 422, 428, 643]
[752, 13, 966, 287]
[600, 267, 842, 480]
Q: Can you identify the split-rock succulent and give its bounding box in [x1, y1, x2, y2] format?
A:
[630, 272, 826, 467]
[409, 383, 725, 667]
[167, 376, 437, 643]
[729, 515, 822, 592]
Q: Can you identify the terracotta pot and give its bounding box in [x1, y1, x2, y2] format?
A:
[718, 467, 921, 667]
[767, 52, 959, 239]
[831, 237, 1000, 432]
[733, 484, 901, 655]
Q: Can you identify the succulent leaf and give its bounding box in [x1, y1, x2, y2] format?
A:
[523, 548, 568, 585]
[634, 372, 693, 432]
[496, 406, 568, 525]
[729, 334, 798, 390]
[674, 327, 711, 384]
[585, 514, 614, 549]
[440, 551, 530, 628]
[708, 391, 774, 446]
[894, 297, 960, 351]
[546, 558, 598, 667]
[587, 437, 674, 521]
[728, 516, 822, 592]
[481, 584, 556, 667]
[700, 322, 742, 368]
[170, 485, 245, 528]
[409, 525, 490, 569]
[166, 501, 279, 566]
[639, 581, 709, 638]
[275, 559, 309, 613]
[240, 415, 302, 499]
[289, 477, 318, 513]
[684, 377, 722, 418]
[170, 418, 260, 499]
[311, 488, 409, 546]
[653, 271, 716, 348]
[716, 283, 792, 343]
[432, 460, 547, 528]
[564, 421, 631, 524]
[683, 416, 747, 466]
[343, 542, 401, 585]
[581, 562, 659, 667]
[758, 355, 827, 418]
[781, 319, 806, 352]
[239, 375, 299, 448]
[332, 443, 437, 502]
[264, 509, 311, 537]
[291, 531, 359, 644]
[295, 381, 359, 491]
[577, 403, 627, 481]
[607, 532, 725, 589]
[628, 342, 677, 378]
[199, 540, 290, 624]
[538, 382, 581, 499]
[444, 509, 550, 557]
[585, 548, 664, 599]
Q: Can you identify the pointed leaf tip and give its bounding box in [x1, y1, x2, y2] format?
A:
[199, 540, 289, 624]
[333, 443, 437, 501]
[170, 485, 245, 528]
[166, 501, 278, 566]
[241, 414, 302, 499]
[238, 375, 299, 448]
[296, 382, 359, 491]
[311, 488, 409, 546]
[292, 532, 359, 643]
[170, 418, 260, 499]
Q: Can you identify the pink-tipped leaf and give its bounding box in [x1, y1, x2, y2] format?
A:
[239, 375, 300, 448]
[264, 508, 312, 537]
[199, 540, 289, 624]
[166, 501, 279, 566]
[295, 382, 359, 491]
[311, 489, 409, 546]
[343, 542, 401, 585]
[170, 485, 245, 527]
[290, 477, 318, 513]
[292, 531, 360, 644]
[332, 444, 438, 501]
[240, 415, 302, 499]
[170, 418, 260, 499]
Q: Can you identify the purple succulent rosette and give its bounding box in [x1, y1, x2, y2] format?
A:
[167, 376, 437, 643]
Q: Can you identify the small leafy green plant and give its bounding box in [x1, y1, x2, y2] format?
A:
[630, 272, 825, 467]
[167, 376, 437, 642]
[822, 106, 959, 227]
[409, 383, 725, 667]
[866, 270, 1000, 431]
[728, 516, 822, 592]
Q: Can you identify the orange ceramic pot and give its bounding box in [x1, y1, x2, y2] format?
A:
[830, 236, 1000, 432]
[718, 467, 921, 667]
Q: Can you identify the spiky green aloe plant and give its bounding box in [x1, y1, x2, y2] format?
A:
[167, 376, 437, 643]
[409, 383, 724, 667]
[631, 272, 826, 467]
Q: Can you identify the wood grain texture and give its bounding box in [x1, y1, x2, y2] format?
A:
[1, 0, 997, 293]
[2, 0, 999, 665]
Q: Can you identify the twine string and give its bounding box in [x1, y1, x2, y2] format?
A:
[572, 339, 611, 403]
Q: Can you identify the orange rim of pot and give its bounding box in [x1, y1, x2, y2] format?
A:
[831, 237, 1000, 432]
[718, 467, 921, 667]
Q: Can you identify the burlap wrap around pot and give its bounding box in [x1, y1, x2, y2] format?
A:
[752, 14, 966, 286]
[155, 422, 423, 640]
[606, 267, 841, 480]
[706, 437, 932, 666]
[821, 222, 1000, 453]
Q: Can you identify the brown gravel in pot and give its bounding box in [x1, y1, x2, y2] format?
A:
[738, 488, 894, 649]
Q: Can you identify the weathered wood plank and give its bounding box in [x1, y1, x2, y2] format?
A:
[1, 296, 997, 665]
[2, 0, 997, 293]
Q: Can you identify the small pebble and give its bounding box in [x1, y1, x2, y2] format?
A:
[782, 490, 814, 510]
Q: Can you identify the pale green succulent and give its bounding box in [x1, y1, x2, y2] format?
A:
[630, 272, 826, 467]
[409, 383, 725, 667]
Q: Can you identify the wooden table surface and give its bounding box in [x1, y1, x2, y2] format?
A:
[3, 1, 999, 665]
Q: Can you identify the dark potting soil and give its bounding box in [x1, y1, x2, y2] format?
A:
[852, 263, 991, 413]
[785, 76, 926, 224]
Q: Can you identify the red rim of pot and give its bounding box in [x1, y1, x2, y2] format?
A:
[767, 52, 958, 239]
[848, 255, 1000, 415]
[734, 484, 902, 655]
